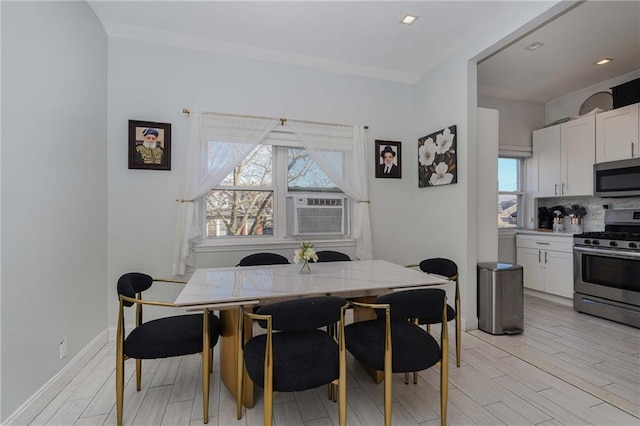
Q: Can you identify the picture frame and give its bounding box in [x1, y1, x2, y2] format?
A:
[418, 125, 457, 187]
[128, 120, 171, 170]
[375, 140, 402, 179]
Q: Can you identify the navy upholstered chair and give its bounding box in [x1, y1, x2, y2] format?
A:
[115, 273, 221, 426]
[236, 252, 290, 266]
[237, 296, 348, 426]
[316, 250, 351, 262]
[345, 289, 448, 426]
[415, 258, 461, 367]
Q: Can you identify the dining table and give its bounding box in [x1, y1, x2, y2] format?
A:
[174, 259, 449, 407]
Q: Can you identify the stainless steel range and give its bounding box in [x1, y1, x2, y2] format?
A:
[573, 209, 640, 328]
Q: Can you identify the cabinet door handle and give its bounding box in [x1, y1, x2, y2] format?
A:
[633, 142, 636, 158]
[554, 183, 558, 195]
[535, 242, 550, 245]
[561, 183, 565, 195]
[545, 251, 548, 264]
[538, 250, 541, 263]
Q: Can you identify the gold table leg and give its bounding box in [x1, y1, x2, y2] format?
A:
[220, 309, 255, 408]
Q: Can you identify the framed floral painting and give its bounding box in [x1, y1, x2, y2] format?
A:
[418, 125, 457, 187]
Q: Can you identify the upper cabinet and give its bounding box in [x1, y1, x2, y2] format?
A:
[595, 103, 639, 163]
[533, 115, 595, 197]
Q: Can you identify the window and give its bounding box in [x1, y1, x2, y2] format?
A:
[205, 145, 346, 239]
[498, 157, 524, 229]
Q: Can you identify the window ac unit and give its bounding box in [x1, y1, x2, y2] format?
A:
[291, 195, 347, 235]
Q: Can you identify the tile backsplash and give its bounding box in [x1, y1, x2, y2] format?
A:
[538, 196, 640, 232]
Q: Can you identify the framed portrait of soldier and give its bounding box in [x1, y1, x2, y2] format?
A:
[375, 140, 401, 179]
[128, 120, 171, 170]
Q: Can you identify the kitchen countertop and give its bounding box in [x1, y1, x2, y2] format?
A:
[517, 229, 575, 237]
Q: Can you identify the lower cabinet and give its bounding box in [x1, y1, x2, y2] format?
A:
[516, 234, 573, 299]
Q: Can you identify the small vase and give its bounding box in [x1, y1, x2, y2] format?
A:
[300, 260, 312, 274]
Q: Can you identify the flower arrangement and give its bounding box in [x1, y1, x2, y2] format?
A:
[293, 240, 318, 273]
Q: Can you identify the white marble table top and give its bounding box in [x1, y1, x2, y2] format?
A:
[174, 259, 448, 309]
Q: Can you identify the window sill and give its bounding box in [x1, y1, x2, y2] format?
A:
[193, 237, 357, 254]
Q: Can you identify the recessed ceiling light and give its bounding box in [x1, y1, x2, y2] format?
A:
[523, 42, 544, 51]
[595, 58, 614, 65]
[400, 14, 418, 25]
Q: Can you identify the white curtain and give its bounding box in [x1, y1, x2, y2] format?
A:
[172, 113, 279, 275]
[288, 121, 373, 260]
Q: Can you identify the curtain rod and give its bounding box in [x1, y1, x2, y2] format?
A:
[182, 108, 368, 130]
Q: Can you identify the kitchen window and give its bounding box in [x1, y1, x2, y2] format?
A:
[498, 157, 524, 228]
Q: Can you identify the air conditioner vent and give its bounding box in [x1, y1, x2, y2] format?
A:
[289, 195, 348, 236]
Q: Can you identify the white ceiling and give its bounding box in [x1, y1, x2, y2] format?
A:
[89, 1, 640, 103]
[478, 0, 640, 103]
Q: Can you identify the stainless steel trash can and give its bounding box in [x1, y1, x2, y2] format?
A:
[477, 262, 523, 335]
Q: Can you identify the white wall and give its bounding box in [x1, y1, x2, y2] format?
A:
[478, 96, 545, 149]
[1, 1, 107, 420]
[545, 69, 640, 124]
[477, 108, 499, 263]
[106, 38, 416, 326]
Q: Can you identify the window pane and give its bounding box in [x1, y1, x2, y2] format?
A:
[287, 148, 340, 191]
[205, 190, 273, 237]
[220, 145, 272, 187]
[498, 158, 518, 192]
[498, 194, 519, 228]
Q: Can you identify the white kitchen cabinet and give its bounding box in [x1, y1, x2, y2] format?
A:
[516, 233, 573, 299]
[595, 103, 639, 163]
[533, 115, 595, 197]
[532, 125, 561, 197]
[561, 116, 595, 196]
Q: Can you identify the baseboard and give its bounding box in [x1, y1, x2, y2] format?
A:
[524, 289, 573, 307]
[3, 330, 109, 426]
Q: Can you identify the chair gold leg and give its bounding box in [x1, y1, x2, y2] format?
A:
[455, 315, 461, 367]
[202, 309, 211, 424]
[413, 371, 418, 384]
[338, 303, 347, 426]
[264, 317, 274, 426]
[264, 362, 273, 426]
[441, 358, 449, 426]
[441, 300, 449, 426]
[116, 305, 125, 426]
[210, 347, 213, 373]
[236, 307, 244, 420]
[383, 308, 392, 426]
[135, 359, 142, 391]
[404, 372, 409, 384]
[116, 347, 125, 426]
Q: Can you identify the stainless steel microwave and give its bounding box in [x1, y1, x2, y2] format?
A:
[594, 158, 640, 197]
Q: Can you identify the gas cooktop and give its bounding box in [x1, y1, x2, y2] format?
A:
[573, 210, 640, 250]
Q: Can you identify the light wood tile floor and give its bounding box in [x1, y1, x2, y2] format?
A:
[29, 296, 640, 425]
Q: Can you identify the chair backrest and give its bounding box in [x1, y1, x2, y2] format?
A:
[375, 288, 446, 320]
[117, 273, 153, 307]
[237, 252, 290, 266]
[255, 296, 346, 331]
[419, 258, 458, 279]
[316, 250, 351, 262]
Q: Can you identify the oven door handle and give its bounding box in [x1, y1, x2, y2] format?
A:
[574, 246, 640, 259]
